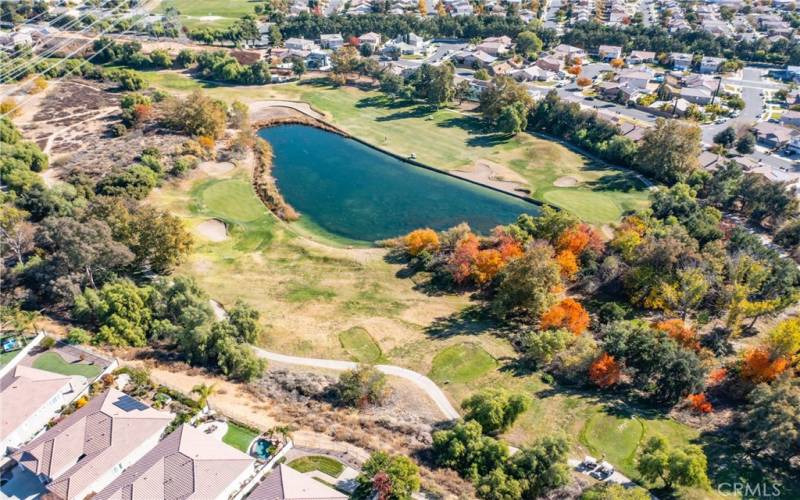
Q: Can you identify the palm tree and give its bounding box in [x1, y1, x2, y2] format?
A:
[191, 383, 218, 410]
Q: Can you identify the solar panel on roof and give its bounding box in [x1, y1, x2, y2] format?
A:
[113, 394, 148, 412]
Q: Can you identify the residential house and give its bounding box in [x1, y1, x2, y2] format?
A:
[1, 366, 80, 455]
[535, 56, 563, 73]
[699, 56, 725, 74]
[483, 35, 513, 47]
[284, 37, 318, 51]
[698, 151, 725, 170]
[319, 33, 344, 50]
[383, 33, 430, 56]
[463, 50, 497, 68]
[358, 32, 381, 51]
[94, 424, 256, 500]
[11, 389, 173, 500]
[627, 50, 656, 64]
[670, 52, 694, 70]
[753, 121, 798, 148]
[618, 68, 652, 90]
[512, 66, 553, 82]
[246, 464, 347, 500]
[306, 50, 331, 70]
[597, 81, 624, 100]
[780, 109, 800, 127]
[598, 45, 623, 60]
[553, 44, 586, 61]
[476, 41, 509, 57]
[680, 86, 714, 105]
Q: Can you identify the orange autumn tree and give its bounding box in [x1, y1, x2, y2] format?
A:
[740, 347, 788, 384]
[493, 227, 524, 261]
[589, 353, 621, 388]
[556, 250, 578, 279]
[707, 367, 727, 385]
[687, 393, 712, 414]
[540, 298, 590, 335]
[473, 249, 504, 284]
[448, 233, 479, 284]
[404, 228, 440, 256]
[557, 223, 605, 256]
[654, 319, 700, 351]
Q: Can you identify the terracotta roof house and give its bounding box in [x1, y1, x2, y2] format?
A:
[1, 365, 81, 455]
[247, 464, 347, 500]
[94, 424, 255, 500]
[11, 389, 173, 500]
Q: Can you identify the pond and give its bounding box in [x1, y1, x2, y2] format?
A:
[259, 125, 540, 243]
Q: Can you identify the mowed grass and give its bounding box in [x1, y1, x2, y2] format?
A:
[580, 412, 645, 474]
[338, 326, 384, 364]
[288, 455, 345, 478]
[222, 422, 259, 452]
[428, 343, 497, 384]
[32, 352, 102, 378]
[144, 73, 650, 224]
[158, 0, 255, 28]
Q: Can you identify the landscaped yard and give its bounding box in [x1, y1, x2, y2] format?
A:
[288, 455, 345, 478]
[222, 422, 259, 453]
[0, 350, 19, 367]
[32, 352, 102, 378]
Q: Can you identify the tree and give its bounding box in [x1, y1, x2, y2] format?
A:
[331, 45, 361, 78]
[32, 217, 134, 301]
[740, 347, 788, 384]
[767, 317, 800, 361]
[636, 118, 701, 184]
[334, 365, 389, 407]
[73, 279, 154, 347]
[431, 420, 509, 481]
[520, 328, 571, 366]
[161, 91, 228, 138]
[418, 0, 427, 15]
[461, 389, 531, 434]
[491, 242, 561, 319]
[0, 205, 34, 264]
[508, 435, 571, 498]
[191, 382, 217, 409]
[473, 249, 504, 284]
[292, 59, 307, 79]
[610, 57, 624, 69]
[713, 126, 736, 148]
[512, 207, 578, 245]
[448, 232, 480, 284]
[355, 451, 421, 500]
[580, 483, 650, 500]
[515, 31, 543, 57]
[227, 299, 262, 344]
[576, 76, 592, 87]
[403, 228, 440, 256]
[741, 375, 800, 465]
[479, 76, 533, 125]
[687, 393, 712, 413]
[637, 436, 709, 490]
[496, 102, 528, 135]
[735, 132, 755, 154]
[589, 353, 621, 388]
[540, 298, 590, 334]
[409, 63, 455, 107]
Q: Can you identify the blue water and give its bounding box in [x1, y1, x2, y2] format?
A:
[259, 125, 540, 243]
[251, 439, 272, 460]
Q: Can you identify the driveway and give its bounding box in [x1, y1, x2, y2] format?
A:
[252, 348, 460, 420]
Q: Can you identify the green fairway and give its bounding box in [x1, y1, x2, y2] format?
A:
[580, 411, 645, 475]
[339, 327, 383, 364]
[158, 0, 255, 28]
[32, 352, 102, 378]
[288, 455, 345, 478]
[428, 343, 497, 384]
[283, 281, 337, 303]
[222, 422, 259, 452]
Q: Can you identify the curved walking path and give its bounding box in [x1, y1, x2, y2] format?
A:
[252, 347, 460, 420]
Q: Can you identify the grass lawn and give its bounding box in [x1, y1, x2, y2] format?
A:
[428, 342, 498, 384]
[580, 411, 644, 475]
[222, 422, 259, 452]
[0, 350, 20, 367]
[338, 327, 384, 364]
[158, 0, 254, 29]
[288, 455, 345, 478]
[32, 352, 102, 378]
[143, 73, 650, 225]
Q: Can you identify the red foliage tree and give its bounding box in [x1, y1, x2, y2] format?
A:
[741, 347, 788, 384]
[687, 393, 712, 413]
[448, 233, 479, 284]
[589, 353, 621, 388]
[654, 318, 700, 351]
[540, 298, 590, 335]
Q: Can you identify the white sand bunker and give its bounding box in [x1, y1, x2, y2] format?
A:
[199, 161, 235, 176]
[196, 219, 227, 242]
[554, 176, 580, 187]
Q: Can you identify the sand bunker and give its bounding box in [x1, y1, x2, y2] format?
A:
[199, 161, 235, 176]
[196, 219, 227, 242]
[553, 176, 580, 187]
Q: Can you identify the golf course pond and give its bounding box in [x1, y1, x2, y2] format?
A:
[260, 124, 540, 242]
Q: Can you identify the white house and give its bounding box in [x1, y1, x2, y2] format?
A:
[284, 37, 318, 51]
[618, 68, 652, 90]
[699, 56, 725, 74]
[671, 52, 694, 70]
[0, 365, 80, 455]
[358, 32, 382, 50]
[598, 45, 623, 60]
[319, 33, 344, 49]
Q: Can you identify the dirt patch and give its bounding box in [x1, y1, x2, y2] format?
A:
[249, 100, 324, 122]
[199, 160, 235, 176]
[554, 175, 581, 187]
[196, 219, 227, 241]
[453, 159, 530, 196]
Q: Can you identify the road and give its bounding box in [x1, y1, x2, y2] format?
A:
[701, 70, 765, 145]
[252, 347, 461, 420]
